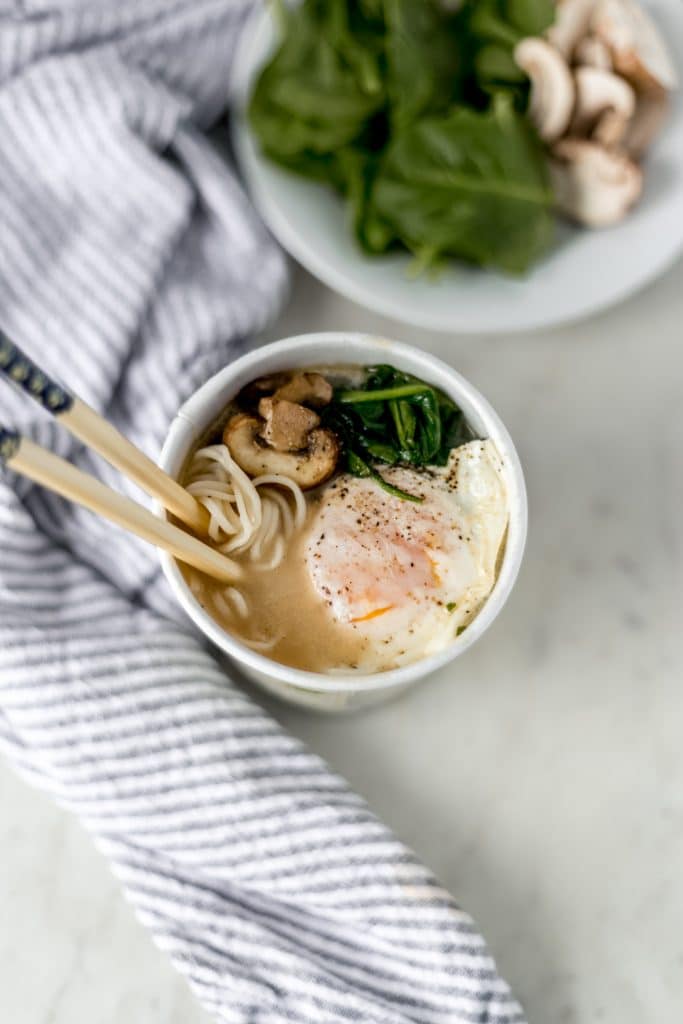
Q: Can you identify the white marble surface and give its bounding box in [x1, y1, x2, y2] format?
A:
[2, 261, 682, 1023]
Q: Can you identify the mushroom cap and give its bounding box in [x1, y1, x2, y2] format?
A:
[515, 37, 576, 142]
[273, 372, 333, 407]
[546, 0, 598, 59]
[223, 414, 339, 490]
[591, 0, 678, 92]
[549, 138, 643, 226]
[571, 66, 636, 144]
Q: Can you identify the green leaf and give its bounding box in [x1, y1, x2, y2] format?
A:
[468, 0, 522, 50]
[462, 0, 554, 110]
[384, 0, 463, 129]
[366, 93, 554, 274]
[434, 405, 469, 465]
[373, 473, 424, 503]
[468, 0, 554, 48]
[249, 0, 385, 164]
[347, 450, 373, 477]
[389, 397, 418, 458]
[325, 364, 474, 499]
[364, 440, 400, 464]
[504, 0, 555, 36]
[347, 448, 422, 502]
[411, 387, 441, 462]
[249, 0, 557, 275]
[338, 382, 430, 402]
[475, 44, 527, 85]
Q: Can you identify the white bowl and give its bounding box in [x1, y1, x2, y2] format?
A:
[158, 334, 527, 712]
[231, 0, 683, 334]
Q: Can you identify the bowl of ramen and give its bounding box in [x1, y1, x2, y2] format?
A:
[158, 334, 527, 712]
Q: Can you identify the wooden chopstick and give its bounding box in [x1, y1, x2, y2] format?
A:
[0, 428, 241, 583]
[0, 332, 209, 533]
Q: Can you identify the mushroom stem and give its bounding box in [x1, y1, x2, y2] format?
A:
[514, 37, 576, 143]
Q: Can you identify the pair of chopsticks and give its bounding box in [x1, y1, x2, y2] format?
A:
[0, 332, 240, 583]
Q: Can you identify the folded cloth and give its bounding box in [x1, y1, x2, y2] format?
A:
[0, 3, 526, 1022]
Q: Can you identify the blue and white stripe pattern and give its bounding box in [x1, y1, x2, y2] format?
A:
[0, 3, 525, 1021]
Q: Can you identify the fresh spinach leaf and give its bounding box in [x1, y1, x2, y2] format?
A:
[463, 0, 554, 109]
[248, 0, 385, 164]
[475, 44, 527, 86]
[505, 0, 555, 36]
[365, 93, 553, 273]
[468, 0, 554, 48]
[384, 0, 464, 129]
[249, 0, 557, 275]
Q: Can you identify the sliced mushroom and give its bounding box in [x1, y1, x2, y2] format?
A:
[574, 34, 612, 71]
[258, 397, 320, 452]
[514, 37, 576, 142]
[624, 90, 669, 159]
[546, 0, 598, 59]
[591, 0, 678, 93]
[273, 371, 333, 407]
[549, 139, 643, 226]
[236, 372, 289, 411]
[572, 66, 635, 146]
[224, 414, 339, 489]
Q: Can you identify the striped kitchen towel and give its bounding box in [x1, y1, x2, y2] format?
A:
[0, 3, 525, 1022]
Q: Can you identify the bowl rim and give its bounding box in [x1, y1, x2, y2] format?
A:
[158, 332, 528, 693]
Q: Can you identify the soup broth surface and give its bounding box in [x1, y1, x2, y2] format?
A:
[182, 491, 374, 672]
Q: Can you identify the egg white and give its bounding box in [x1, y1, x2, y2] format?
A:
[303, 439, 509, 672]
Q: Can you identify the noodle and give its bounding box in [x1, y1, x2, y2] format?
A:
[185, 443, 306, 649]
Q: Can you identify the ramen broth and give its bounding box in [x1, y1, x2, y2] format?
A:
[181, 487, 375, 672]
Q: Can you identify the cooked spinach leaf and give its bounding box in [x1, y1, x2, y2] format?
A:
[324, 364, 472, 501]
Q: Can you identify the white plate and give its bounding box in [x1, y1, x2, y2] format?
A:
[232, 2, 683, 335]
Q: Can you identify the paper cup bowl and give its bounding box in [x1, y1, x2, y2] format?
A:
[158, 333, 527, 712]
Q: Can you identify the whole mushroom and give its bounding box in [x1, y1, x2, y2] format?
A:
[549, 139, 643, 226]
[224, 413, 339, 489]
[271, 371, 333, 407]
[528, 0, 677, 229]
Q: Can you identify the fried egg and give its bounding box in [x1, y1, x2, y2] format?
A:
[303, 440, 508, 672]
